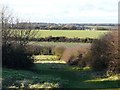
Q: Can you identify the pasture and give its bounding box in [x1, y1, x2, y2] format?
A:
[31, 30, 109, 39]
[2, 55, 120, 89]
[29, 42, 91, 48]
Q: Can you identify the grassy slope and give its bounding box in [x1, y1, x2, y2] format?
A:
[2, 55, 120, 89]
[32, 30, 108, 39]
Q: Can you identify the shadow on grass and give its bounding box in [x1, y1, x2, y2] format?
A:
[84, 80, 120, 89]
[30, 63, 120, 88]
[2, 62, 120, 89]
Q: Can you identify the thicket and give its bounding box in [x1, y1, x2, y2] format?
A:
[29, 36, 95, 43]
[59, 31, 119, 75]
[90, 31, 119, 74]
[10, 36, 96, 43]
[54, 46, 66, 60]
[25, 45, 54, 55]
[2, 43, 34, 69]
[1, 6, 36, 69]
[61, 47, 91, 67]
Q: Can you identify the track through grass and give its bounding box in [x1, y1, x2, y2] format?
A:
[2, 55, 120, 89]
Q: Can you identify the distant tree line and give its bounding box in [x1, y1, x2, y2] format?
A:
[7, 22, 117, 30]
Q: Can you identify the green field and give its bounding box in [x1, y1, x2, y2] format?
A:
[2, 55, 120, 89]
[29, 42, 91, 48]
[33, 30, 109, 39]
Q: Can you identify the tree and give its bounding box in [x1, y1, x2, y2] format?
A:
[1, 6, 14, 45]
[1, 5, 37, 69]
[1, 5, 38, 46]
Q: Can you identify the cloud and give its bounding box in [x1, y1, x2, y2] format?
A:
[1, 0, 119, 23]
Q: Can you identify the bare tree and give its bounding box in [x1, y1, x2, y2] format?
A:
[1, 6, 14, 45]
[1, 5, 37, 69]
[1, 5, 38, 46]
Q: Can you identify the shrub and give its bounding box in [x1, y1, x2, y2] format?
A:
[2, 43, 34, 69]
[54, 46, 66, 60]
[25, 45, 54, 55]
[80, 50, 92, 67]
[91, 31, 119, 73]
[25, 45, 42, 55]
[29, 36, 95, 43]
[61, 46, 91, 66]
[41, 46, 54, 55]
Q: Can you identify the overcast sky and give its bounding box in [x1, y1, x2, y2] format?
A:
[1, 0, 119, 23]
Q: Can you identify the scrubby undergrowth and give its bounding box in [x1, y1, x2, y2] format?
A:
[91, 31, 119, 75]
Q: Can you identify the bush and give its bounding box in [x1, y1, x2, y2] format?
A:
[54, 46, 66, 60]
[25, 45, 41, 55]
[41, 46, 54, 55]
[80, 50, 92, 67]
[91, 31, 119, 73]
[25, 45, 54, 55]
[29, 36, 95, 43]
[61, 46, 91, 66]
[2, 43, 34, 69]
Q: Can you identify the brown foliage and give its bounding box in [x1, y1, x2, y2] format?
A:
[54, 46, 66, 60]
[61, 46, 91, 66]
[91, 31, 119, 73]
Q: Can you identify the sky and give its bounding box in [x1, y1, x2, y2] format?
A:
[1, 0, 119, 23]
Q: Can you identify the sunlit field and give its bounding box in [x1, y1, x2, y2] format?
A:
[29, 42, 91, 47]
[32, 30, 109, 39]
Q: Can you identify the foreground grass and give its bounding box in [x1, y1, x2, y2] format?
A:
[2, 68, 61, 88]
[2, 55, 120, 89]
